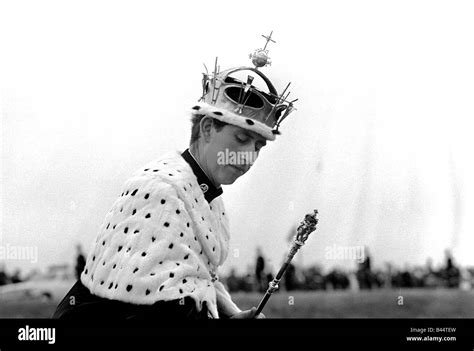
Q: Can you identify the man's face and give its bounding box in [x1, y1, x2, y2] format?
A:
[202, 122, 267, 186]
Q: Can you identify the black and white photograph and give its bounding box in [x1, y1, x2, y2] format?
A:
[1, 0, 473, 348]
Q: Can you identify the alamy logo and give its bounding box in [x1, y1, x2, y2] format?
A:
[18, 325, 56, 344]
[0, 244, 38, 263]
[217, 149, 258, 166]
[325, 244, 365, 263]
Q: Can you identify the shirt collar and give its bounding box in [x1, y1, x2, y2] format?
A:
[181, 148, 223, 203]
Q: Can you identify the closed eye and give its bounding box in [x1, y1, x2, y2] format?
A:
[236, 134, 250, 144]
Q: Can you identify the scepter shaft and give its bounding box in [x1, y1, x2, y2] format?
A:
[254, 210, 318, 316]
[255, 241, 303, 315]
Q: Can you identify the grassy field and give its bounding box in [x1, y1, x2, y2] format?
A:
[1, 288, 473, 318]
[232, 289, 474, 318]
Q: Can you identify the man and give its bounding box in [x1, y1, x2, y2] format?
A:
[255, 247, 266, 292]
[53, 32, 296, 319]
[74, 244, 86, 280]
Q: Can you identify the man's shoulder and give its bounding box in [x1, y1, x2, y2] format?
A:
[122, 150, 195, 196]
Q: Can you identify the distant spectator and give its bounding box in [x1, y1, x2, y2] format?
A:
[75, 244, 86, 280]
[443, 250, 460, 288]
[0, 265, 8, 286]
[357, 247, 374, 289]
[255, 247, 266, 292]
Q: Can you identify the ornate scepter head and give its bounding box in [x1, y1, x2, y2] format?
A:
[296, 210, 319, 243]
[288, 209, 319, 259]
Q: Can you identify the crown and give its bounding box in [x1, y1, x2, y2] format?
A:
[191, 31, 297, 141]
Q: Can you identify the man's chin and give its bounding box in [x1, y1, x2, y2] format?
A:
[220, 175, 242, 185]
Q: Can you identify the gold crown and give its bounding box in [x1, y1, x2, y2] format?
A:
[191, 31, 297, 141]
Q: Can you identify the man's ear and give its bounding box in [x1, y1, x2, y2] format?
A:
[200, 117, 214, 143]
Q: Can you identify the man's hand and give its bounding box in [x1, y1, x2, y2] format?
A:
[230, 307, 266, 319]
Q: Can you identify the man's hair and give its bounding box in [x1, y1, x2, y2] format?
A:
[190, 114, 229, 145]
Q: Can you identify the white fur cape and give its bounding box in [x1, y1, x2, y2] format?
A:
[80, 150, 241, 318]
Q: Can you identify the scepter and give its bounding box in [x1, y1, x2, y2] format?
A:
[255, 209, 319, 315]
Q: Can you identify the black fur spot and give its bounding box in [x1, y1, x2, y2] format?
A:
[144, 193, 150, 199]
[213, 111, 223, 116]
[176, 209, 180, 214]
[132, 209, 136, 215]
[180, 232, 184, 237]
[164, 222, 170, 227]
[108, 282, 113, 289]
[133, 268, 139, 273]
[141, 252, 147, 257]
[134, 229, 139, 234]
[124, 227, 128, 234]
[152, 236, 156, 242]
[145, 213, 151, 218]
[161, 199, 166, 205]
[169, 272, 175, 278]
[169, 243, 174, 249]
[183, 279, 187, 284]
[179, 289, 183, 294]
[146, 289, 151, 295]
[131, 189, 138, 196]
[126, 284, 133, 292]
[184, 254, 189, 260]
[118, 246, 123, 252]
[272, 129, 281, 135]
[159, 285, 164, 291]
[192, 105, 201, 110]
[246, 118, 255, 125]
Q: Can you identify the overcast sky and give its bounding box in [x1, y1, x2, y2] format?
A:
[1, 0, 473, 277]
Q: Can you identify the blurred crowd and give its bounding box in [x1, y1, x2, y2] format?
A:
[1, 245, 472, 293]
[224, 249, 473, 293]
